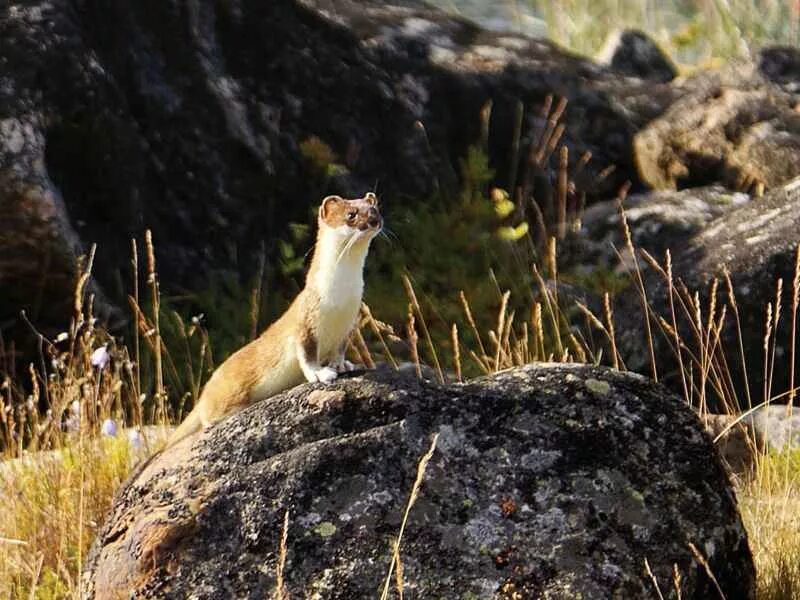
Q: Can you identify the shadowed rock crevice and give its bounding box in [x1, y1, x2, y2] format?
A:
[82, 364, 754, 599]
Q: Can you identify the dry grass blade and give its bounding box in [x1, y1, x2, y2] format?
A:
[274, 510, 290, 600]
[688, 542, 726, 600]
[402, 275, 444, 383]
[529, 198, 549, 247]
[724, 268, 752, 409]
[451, 324, 462, 383]
[673, 564, 683, 600]
[494, 291, 511, 371]
[250, 246, 266, 341]
[639, 248, 667, 279]
[603, 293, 619, 370]
[533, 302, 545, 360]
[394, 552, 404, 600]
[764, 303, 774, 407]
[542, 123, 565, 167]
[406, 305, 421, 380]
[574, 300, 621, 370]
[666, 251, 690, 405]
[644, 558, 666, 600]
[557, 146, 568, 240]
[789, 246, 800, 414]
[145, 230, 165, 424]
[616, 186, 658, 381]
[767, 279, 784, 406]
[459, 291, 488, 366]
[352, 328, 376, 370]
[362, 304, 398, 369]
[380, 433, 439, 600]
[532, 264, 563, 357]
[27, 552, 44, 600]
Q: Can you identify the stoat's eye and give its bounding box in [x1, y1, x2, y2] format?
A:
[347, 210, 358, 222]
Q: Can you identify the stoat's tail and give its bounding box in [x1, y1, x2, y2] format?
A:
[165, 409, 203, 449]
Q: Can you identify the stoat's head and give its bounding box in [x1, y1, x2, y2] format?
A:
[317, 193, 383, 246]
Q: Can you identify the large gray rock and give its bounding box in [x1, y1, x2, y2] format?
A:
[0, 0, 678, 347]
[82, 364, 754, 599]
[572, 185, 751, 269]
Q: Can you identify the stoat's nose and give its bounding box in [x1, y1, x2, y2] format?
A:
[367, 207, 381, 229]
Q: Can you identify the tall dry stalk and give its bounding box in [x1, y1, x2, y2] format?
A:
[556, 145, 568, 240]
[789, 246, 800, 415]
[131, 239, 142, 406]
[402, 275, 444, 383]
[451, 324, 462, 383]
[459, 291, 489, 372]
[380, 433, 438, 600]
[144, 230, 165, 424]
[274, 510, 290, 600]
[616, 185, 658, 382]
[361, 304, 398, 369]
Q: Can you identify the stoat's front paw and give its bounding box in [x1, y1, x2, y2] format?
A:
[335, 359, 357, 373]
[314, 366, 338, 384]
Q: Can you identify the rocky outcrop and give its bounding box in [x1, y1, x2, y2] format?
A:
[0, 0, 679, 344]
[615, 177, 800, 410]
[82, 364, 754, 599]
[573, 185, 751, 269]
[634, 61, 800, 192]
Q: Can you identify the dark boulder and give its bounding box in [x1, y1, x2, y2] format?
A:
[615, 177, 800, 410]
[82, 364, 754, 599]
[600, 29, 677, 83]
[0, 0, 679, 345]
[758, 45, 800, 89]
[634, 62, 800, 192]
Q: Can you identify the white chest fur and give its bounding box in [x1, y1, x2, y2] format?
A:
[312, 233, 368, 360]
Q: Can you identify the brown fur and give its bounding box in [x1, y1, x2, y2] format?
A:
[164, 194, 381, 448]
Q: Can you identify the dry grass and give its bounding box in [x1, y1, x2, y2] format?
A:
[740, 448, 800, 600]
[0, 437, 135, 598]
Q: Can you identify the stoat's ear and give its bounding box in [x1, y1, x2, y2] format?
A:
[319, 195, 342, 221]
[364, 192, 378, 206]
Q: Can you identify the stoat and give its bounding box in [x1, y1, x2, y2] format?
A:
[165, 193, 382, 448]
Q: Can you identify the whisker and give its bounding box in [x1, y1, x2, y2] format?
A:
[335, 231, 359, 267]
[382, 226, 400, 243]
[304, 241, 317, 262]
[378, 230, 395, 247]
